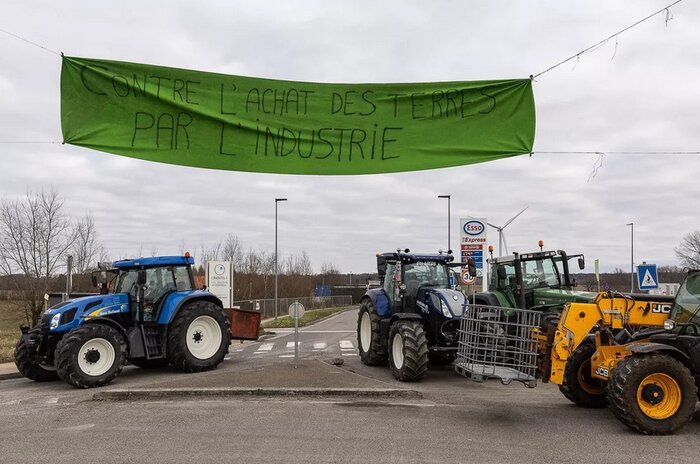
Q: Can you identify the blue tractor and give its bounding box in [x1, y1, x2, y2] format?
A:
[357, 249, 475, 381]
[14, 255, 232, 388]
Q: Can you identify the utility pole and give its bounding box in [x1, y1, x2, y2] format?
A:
[438, 195, 451, 251]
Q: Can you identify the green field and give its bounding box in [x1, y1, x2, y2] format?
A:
[262, 306, 354, 329]
[0, 302, 26, 363]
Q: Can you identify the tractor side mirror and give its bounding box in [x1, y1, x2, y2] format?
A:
[468, 259, 477, 278]
[497, 266, 507, 280]
[137, 269, 147, 285]
[578, 257, 585, 270]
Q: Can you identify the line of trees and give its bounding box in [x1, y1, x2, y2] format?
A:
[0, 190, 348, 323]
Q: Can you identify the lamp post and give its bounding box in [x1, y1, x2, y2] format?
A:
[626, 222, 634, 293]
[275, 198, 288, 319]
[438, 195, 451, 252]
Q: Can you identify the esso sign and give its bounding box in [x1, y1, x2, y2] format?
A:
[463, 220, 485, 236]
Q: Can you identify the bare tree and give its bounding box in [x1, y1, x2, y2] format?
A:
[200, 241, 222, 264]
[71, 214, 108, 272]
[222, 234, 242, 271]
[0, 189, 76, 323]
[675, 230, 700, 269]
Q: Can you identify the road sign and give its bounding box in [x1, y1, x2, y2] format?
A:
[206, 261, 233, 308]
[288, 301, 305, 319]
[461, 268, 476, 284]
[460, 218, 488, 291]
[288, 301, 305, 369]
[637, 264, 659, 290]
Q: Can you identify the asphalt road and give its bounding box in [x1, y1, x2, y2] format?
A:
[1, 308, 699, 463]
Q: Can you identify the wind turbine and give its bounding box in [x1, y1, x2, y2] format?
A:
[475, 207, 529, 257]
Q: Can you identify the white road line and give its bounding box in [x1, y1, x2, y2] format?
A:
[258, 343, 274, 351]
[224, 357, 231, 361]
[339, 340, 354, 350]
[285, 342, 300, 349]
[341, 353, 358, 356]
[301, 330, 355, 334]
[279, 354, 294, 358]
[47, 397, 59, 404]
[313, 342, 327, 351]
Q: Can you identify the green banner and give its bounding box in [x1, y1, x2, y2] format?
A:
[61, 56, 535, 175]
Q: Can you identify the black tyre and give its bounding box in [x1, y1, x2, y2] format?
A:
[388, 321, 429, 382]
[559, 342, 608, 408]
[55, 324, 126, 388]
[167, 300, 231, 373]
[607, 354, 697, 435]
[357, 299, 387, 366]
[128, 357, 169, 368]
[429, 351, 456, 365]
[14, 337, 59, 382]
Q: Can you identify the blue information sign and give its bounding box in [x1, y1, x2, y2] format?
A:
[637, 264, 659, 290]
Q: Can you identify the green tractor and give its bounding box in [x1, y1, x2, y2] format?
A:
[472, 246, 596, 317]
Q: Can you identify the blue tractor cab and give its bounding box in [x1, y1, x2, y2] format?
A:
[14, 254, 232, 388]
[357, 249, 476, 381]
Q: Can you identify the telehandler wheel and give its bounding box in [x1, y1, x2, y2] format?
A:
[357, 299, 387, 366]
[55, 324, 126, 388]
[14, 337, 59, 382]
[607, 354, 697, 435]
[167, 300, 231, 373]
[128, 357, 169, 368]
[559, 342, 608, 408]
[388, 321, 429, 382]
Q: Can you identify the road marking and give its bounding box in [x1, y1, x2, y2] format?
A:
[279, 354, 294, 358]
[285, 342, 300, 349]
[224, 357, 231, 361]
[58, 424, 95, 431]
[339, 340, 354, 350]
[258, 343, 274, 351]
[313, 342, 327, 351]
[47, 397, 59, 404]
[301, 330, 355, 334]
[341, 353, 358, 356]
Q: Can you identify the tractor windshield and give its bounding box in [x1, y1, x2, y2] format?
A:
[115, 266, 193, 301]
[521, 258, 561, 289]
[404, 261, 450, 293]
[670, 272, 700, 327]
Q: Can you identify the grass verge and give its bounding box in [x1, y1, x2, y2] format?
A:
[0, 302, 25, 363]
[262, 306, 354, 329]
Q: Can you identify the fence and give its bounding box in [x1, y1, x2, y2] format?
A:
[231, 295, 353, 319]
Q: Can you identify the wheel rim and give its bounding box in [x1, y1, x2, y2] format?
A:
[186, 316, 222, 360]
[77, 338, 116, 377]
[392, 333, 404, 369]
[577, 359, 606, 395]
[636, 373, 681, 420]
[360, 312, 372, 352]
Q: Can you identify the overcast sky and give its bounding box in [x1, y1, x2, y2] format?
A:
[1, 0, 698, 274]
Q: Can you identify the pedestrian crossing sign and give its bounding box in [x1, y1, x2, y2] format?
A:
[637, 264, 659, 290]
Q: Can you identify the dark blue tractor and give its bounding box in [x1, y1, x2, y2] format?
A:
[357, 249, 475, 382]
[14, 255, 232, 388]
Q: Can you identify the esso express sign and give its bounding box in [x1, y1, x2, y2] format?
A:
[463, 220, 485, 236]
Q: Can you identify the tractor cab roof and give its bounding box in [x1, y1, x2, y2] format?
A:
[112, 255, 195, 269]
[490, 250, 559, 264]
[378, 251, 454, 265]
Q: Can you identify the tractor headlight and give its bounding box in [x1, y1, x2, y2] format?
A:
[663, 319, 675, 331]
[440, 300, 452, 318]
[50, 313, 61, 330]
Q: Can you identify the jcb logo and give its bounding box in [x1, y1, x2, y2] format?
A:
[595, 367, 609, 378]
[651, 304, 672, 314]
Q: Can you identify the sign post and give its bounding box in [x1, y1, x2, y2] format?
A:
[206, 261, 233, 308]
[460, 218, 488, 292]
[637, 264, 659, 291]
[288, 301, 305, 368]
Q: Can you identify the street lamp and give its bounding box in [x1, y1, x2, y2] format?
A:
[275, 198, 288, 319]
[626, 222, 634, 293]
[438, 195, 451, 252]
